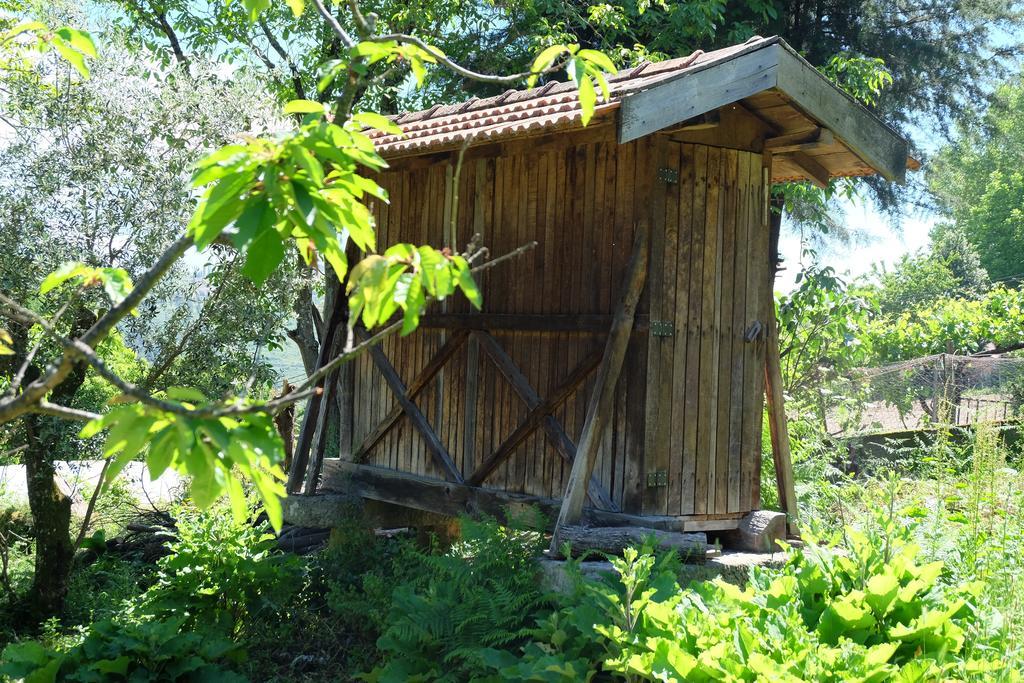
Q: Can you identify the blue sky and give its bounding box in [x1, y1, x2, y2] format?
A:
[775, 197, 935, 292]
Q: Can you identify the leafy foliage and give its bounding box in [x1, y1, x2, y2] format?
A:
[776, 263, 874, 396]
[864, 285, 1024, 361]
[930, 74, 1024, 282]
[80, 403, 287, 530]
[869, 224, 990, 315]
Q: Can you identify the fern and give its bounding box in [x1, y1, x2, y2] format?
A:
[367, 517, 553, 682]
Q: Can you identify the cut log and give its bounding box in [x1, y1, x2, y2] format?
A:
[718, 510, 786, 553]
[555, 525, 707, 562]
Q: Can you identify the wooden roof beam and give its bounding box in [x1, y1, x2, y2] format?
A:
[764, 127, 834, 153]
[618, 39, 909, 183]
[779, 151, 830, 188]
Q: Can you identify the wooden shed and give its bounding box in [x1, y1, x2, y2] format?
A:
[286, 36, 912, 538]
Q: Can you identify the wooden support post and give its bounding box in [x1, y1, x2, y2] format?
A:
[764, 309, 798, 536]
[550, 228, 648, 551]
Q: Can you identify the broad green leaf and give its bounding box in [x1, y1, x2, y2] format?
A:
[1, 21, 47, 42]
[54, 27, 97, 57]
[40, 262, 92, 294]
[242, 0, 271, 21]
[50, 35, 89, 78]
[577, 49, 616, 73]
[283, 99, 325, 115]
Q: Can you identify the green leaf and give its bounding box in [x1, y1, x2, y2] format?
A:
[50, 35, 89, 78]
[55, 27, 97, 57]
[578, 75, 597, 126]
[241, 226, 286, 286]
[577, 49, 616, 73]
[529, 45, 567, 87]
[283, 99, 326, 115]
[40, 262, 91, 294]
[353, 111, 402, 135]
[0, 328, 15, 356]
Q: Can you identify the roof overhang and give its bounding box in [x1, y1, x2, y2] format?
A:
[618, 38, 909, 183]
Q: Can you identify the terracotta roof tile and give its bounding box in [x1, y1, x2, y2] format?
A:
[369, 36, 778, 156]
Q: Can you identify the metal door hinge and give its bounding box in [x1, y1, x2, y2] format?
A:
[647, 470, 669, 488]
[657, 167, 679, 184]
[650, 320, 674, 337]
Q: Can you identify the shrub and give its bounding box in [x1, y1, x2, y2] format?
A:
[138, 505, 303, 639]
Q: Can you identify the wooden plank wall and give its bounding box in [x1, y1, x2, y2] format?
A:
[353, 129, 650, 509]
[351, 129, 767, 517]
[642, 143, 768, 517]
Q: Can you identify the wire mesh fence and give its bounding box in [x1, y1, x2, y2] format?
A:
[827, 353, 1024, 436]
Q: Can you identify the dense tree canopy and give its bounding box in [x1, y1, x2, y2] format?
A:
[929, 75, 1024, 283]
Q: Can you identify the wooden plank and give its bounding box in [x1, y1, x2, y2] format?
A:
[551, 227, 649, 546]
[705, 148, 727, 514]
[353, 329, 470, 462]
[287, 285, 347, 493]
[740, 165, 770, 510]
[363, 333, 463, 483]
[620, 43, 780, 143]
[654, 140, 681, 515]
[475, 331, 617, 510]
[763, 127, 832, 153]
[556, 525, 705, 560]
[765, 288, 799, 534]
[714, 149, 738, 514]
[681, 145, 708, 514]
[780, 150, 830, 188]
[642, 135, 670, 515]
[728, 153, 753, 512]
[321, 460, 737, 532]
[694, 146, 722, 515]
[669, 144, 694, 515]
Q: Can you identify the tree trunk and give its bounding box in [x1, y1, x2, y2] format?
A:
[24, 413, 75, 619]
[287, 283, 321, 377]
[20, 310, 92, 620]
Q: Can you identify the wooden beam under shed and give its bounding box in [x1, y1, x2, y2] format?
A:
[319, 460, 744, 533]
[764, 127, 833, 154]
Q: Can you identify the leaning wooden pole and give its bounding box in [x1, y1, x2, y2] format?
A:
[549, 228, 648, 553]
[764, 298, 799, 536]
[287, 289, 347, 494]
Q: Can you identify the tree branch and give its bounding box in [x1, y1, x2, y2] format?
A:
[0, 235, 192, 424]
